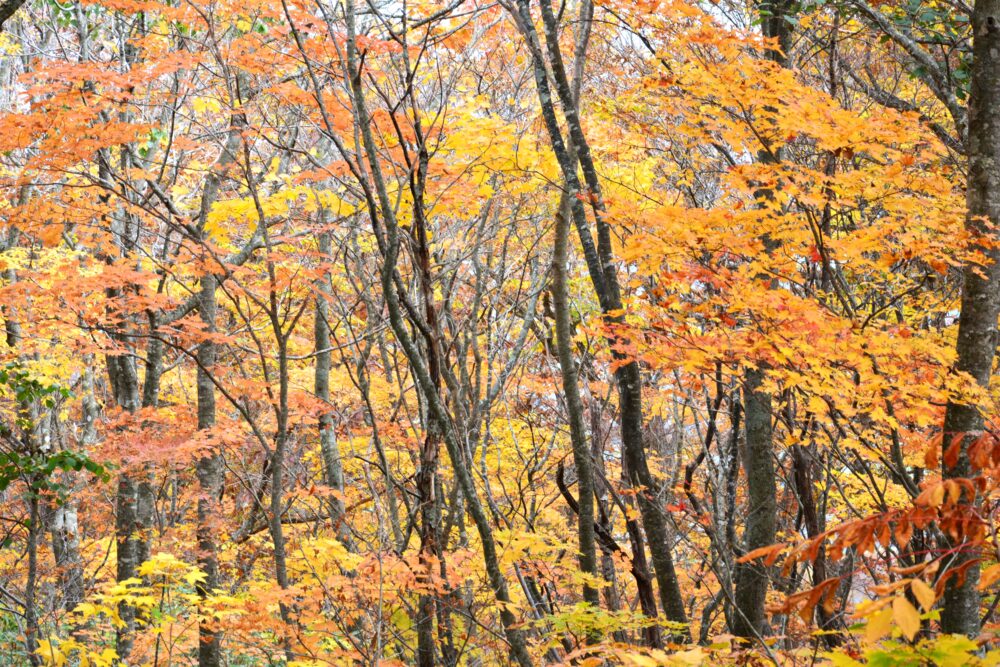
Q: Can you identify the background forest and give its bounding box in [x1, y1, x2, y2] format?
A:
[0, 0, 997, 664]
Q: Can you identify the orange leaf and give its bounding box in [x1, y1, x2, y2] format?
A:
[979, 563, 1000, 591]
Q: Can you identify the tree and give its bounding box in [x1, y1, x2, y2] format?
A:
[939, 0, 1000, 637]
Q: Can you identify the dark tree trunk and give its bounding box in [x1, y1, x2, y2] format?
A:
[732, 0, 792, 640]
[410, 124, 451, 667]
[792, 445, 840, 645]
[552, 195, 601, 615]
[732, 369, 777, 639]
[939, 0, 1000, 637]
[0, 0, 26, 32]
[108, 350, 143, 661]
[513, 0, 689, 635]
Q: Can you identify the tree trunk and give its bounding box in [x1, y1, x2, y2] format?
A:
[939, 0, 1000, 637]
[409, 119, 450, 667]
[48, 494, 83, 614]
[195, 270, 223, 667]
[0, 0, 26, 32]
[108, 350, 143, 661]
[269, 338, 295, 663]
[552, 194, 601, 615]
[314, 229, 351, 546]
[24, 491, 41, 666]
[732, 369, 778, 639]
[514, 0, 689, 634]
[792, 445, 840, 645]
[732, 0, 792, 640]
[191, 104, 244, 667]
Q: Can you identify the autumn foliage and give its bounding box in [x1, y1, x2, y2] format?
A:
[0, 0, 997, 665]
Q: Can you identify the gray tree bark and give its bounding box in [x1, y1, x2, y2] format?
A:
[315, 230, 351, 545]
[194, 269, 223, 667]
[731, 0, 791, 640]
[732, 369, 777, 639]
[939, 0, 1000, 637]
[553, 194, 601, 614]
[108, 348, 143, 662]
[190, 106, 245, 667]
[513, 0, 689, 635]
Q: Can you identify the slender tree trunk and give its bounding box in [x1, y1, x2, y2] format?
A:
[192, 197, 224, 667]
[939, 0, 1000, 637]
[195, 270, 223, 667]
[732, 0, 791, 640]
[552, 195, 601, 616]
[24, 491, 41, 666]
[191, 103, 244, 667]
[590, 404, 630, 643]
[270, 338, 296, 663]
[513, 0, 689, 634]
[410, 127, 449, 667]
[415, 422, 441, 667]
[342, 3, 532, 661]
[109, 350, 143, 661]
[314, 230, 351, 545]
[792, 445, 840, 645]
[136, 321, 163, 579]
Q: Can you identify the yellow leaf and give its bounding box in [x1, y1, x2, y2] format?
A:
[892, 596, 920, 641]
[183, 569, 208, 586]
[192, 96, 222, 114]
[92, 648, 118, 667]
[910, 578, 936, 612]
[35, 639, 65, 667]
[670, 648, 706, 665]
[864, 606, 893, 642]
[73, 602, 98, 619]
[621, 653, 661, 667]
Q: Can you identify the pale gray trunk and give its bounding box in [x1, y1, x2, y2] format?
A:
[52, 361, 98, 621]
[49, 497, 83, 613]
[314, 231, 350, 545]
[195, 271, 223, 666]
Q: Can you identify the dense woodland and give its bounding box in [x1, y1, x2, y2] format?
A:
[0, 0, 997, 664]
